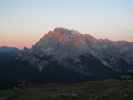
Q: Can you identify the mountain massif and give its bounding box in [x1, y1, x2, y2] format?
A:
[0, 28, 133, 83]
[18, 28, 133, 80]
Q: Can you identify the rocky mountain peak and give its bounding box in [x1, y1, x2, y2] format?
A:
[37, 28, 96, 46]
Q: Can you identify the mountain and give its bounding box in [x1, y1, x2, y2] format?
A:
[0, 47, 19, 87]
[18, 27, 133, 81]
[0, 47, 40, 88]
[0, 47, 19, 65]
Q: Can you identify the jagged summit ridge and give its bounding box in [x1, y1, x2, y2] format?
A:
[35, 28, 97, 47]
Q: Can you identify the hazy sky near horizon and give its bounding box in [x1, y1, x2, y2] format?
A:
[0, 0, 133, 48]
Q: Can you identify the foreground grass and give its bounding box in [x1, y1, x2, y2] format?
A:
[0, 80, 133, 100]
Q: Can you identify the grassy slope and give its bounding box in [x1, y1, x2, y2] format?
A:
[0, 80, 133, 100]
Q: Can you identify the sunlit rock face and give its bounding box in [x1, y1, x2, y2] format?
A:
[36, 27, 96, 46]
[18, 28, 133, 80]
[32, 28, 97, 60]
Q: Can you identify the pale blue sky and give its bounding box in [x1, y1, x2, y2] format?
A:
[0, 0, 133, 48]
